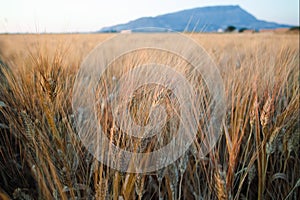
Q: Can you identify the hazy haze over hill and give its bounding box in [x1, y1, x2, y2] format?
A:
[99, 5, 293, 32]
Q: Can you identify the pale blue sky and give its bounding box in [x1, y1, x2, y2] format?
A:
[0, 0, 299, 33]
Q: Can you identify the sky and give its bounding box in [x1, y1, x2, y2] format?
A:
[0, 0, 299, 33]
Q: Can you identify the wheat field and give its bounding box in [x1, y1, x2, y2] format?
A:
[0, 33, 299, 199]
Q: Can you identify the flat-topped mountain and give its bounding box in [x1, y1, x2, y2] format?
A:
[99, 5, 292, 32]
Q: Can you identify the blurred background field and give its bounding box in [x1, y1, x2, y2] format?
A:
[0, 33, 298, 65]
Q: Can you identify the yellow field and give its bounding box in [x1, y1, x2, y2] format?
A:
[0, 33, 299, 199]
[0, 33, 298, 66]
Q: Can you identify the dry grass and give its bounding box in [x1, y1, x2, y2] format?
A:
[0, 33, 299, 199]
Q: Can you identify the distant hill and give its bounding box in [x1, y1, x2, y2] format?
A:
[99, 5, 292, 32]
